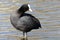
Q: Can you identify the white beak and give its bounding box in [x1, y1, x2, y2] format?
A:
[29, 8, 32, 12]
[28, 4, 32, 12]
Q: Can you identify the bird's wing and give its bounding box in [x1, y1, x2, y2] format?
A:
[16, 16, 34, 27]
[26, 13, 41, 28]
[32, 17, 41, 28]
[16, 16, 41, 30]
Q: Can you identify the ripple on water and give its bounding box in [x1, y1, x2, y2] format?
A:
[0, 0, 60, 40]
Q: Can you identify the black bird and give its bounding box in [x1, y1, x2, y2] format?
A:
[10, 4, 41, 40]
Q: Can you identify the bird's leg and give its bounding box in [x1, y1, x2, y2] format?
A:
[25, 32, 27, 39]
[23, 32, 25, 37]
[21, 32, 25, 40]
[25, 32, 28, 40]
[22, 32, 28, 40]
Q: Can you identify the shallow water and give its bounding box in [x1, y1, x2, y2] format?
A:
[0, 0, 60, 40]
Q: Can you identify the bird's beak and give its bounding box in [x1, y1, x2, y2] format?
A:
[29, 8, 32, 12]
[28, 4, 32, 12]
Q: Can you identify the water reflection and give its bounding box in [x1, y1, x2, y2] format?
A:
[0, 0, 60, 40]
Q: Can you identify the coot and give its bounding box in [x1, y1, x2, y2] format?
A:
[10, 4, 41, 40]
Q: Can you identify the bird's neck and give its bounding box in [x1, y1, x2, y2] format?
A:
[17, 11, 24, 18]
[17, 8, 25, 13]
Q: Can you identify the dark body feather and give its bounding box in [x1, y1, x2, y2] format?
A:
[10, 13, 41, 32]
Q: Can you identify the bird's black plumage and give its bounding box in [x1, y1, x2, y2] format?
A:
[10, 12, 41, 32]
[10, 4, 41, 39]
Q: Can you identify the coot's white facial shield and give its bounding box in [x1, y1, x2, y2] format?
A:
[28, 4, 32, 12]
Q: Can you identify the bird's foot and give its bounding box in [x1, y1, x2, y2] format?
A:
[21, 36, 28, 40]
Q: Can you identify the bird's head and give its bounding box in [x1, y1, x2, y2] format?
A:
[17, 4, 32, 13]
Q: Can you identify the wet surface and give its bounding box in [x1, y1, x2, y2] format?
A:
[0, 0, 60, 40]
